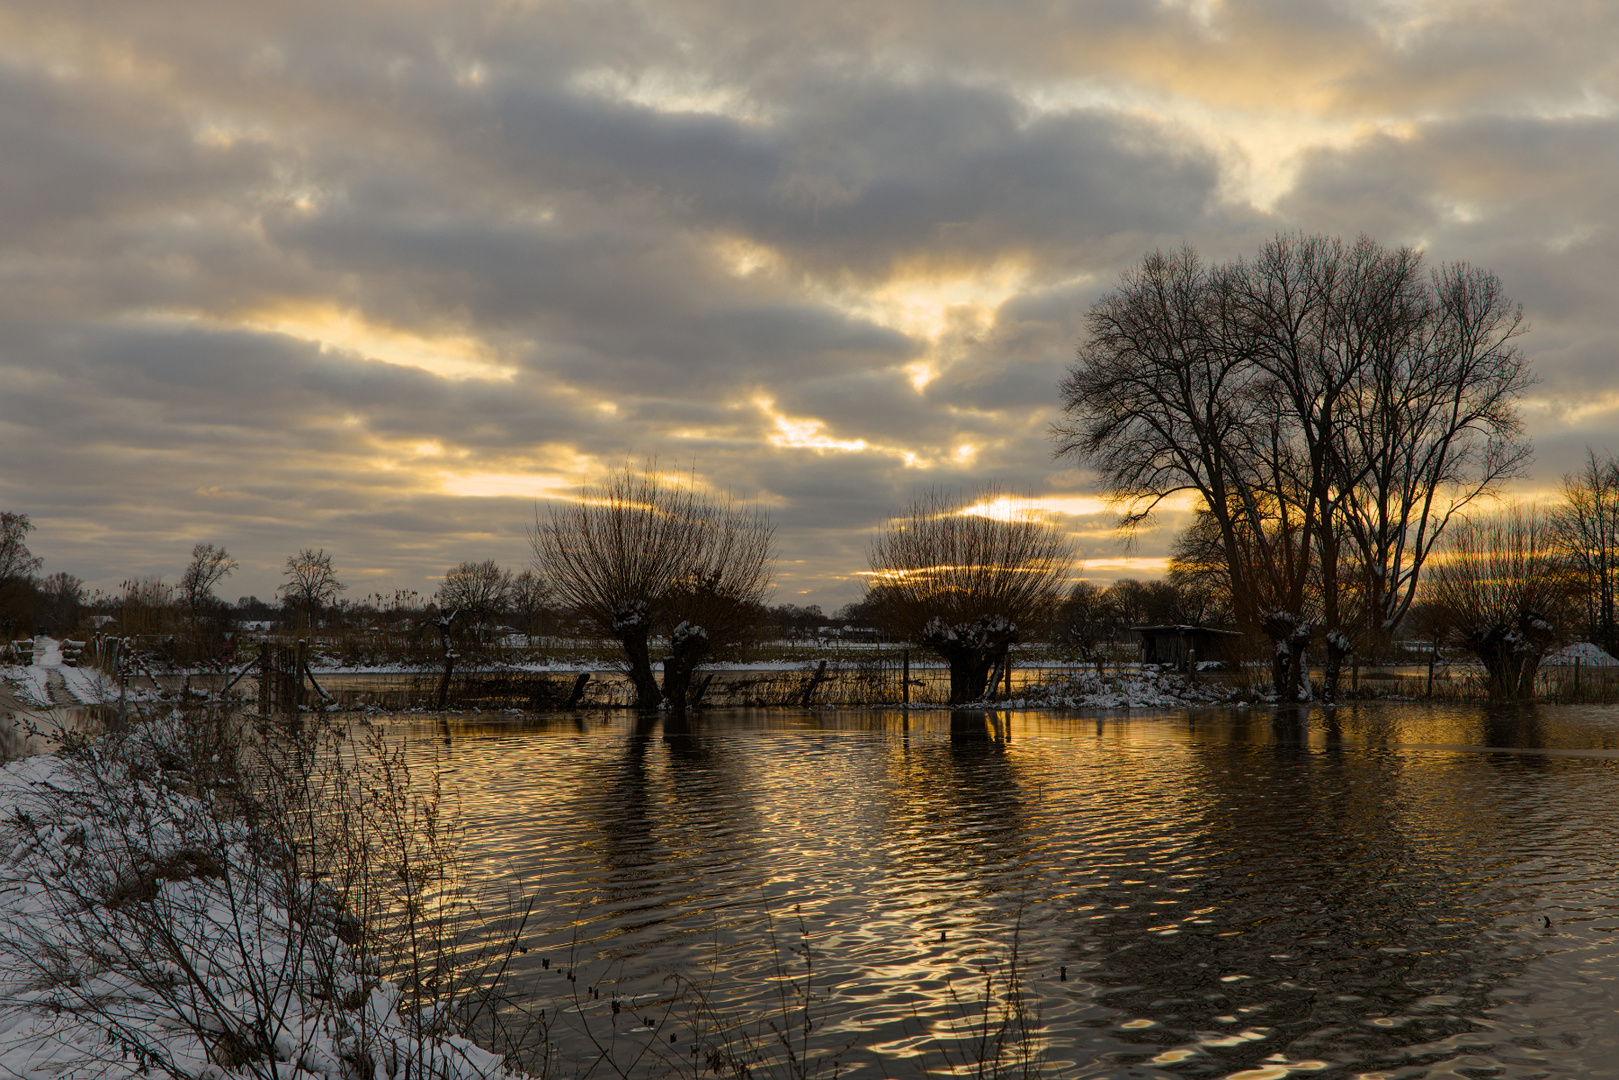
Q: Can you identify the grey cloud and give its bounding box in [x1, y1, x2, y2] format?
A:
[2, 0, 1615, 605]
[491, 76, 1220, 277]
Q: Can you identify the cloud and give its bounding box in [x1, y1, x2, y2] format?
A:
[0, 0, 1615, 605]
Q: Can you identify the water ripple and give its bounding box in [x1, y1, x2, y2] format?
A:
[393, 703, 1619, 1077]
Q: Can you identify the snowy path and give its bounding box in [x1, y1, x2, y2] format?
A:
[0, 638, 117, 711]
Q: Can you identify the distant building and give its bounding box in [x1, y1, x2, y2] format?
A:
[1131, 625, 1242, 672]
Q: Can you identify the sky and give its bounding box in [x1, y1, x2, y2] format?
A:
[2, 0, 1617, 610]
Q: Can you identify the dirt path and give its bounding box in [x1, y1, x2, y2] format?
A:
[43, 670, 69, 707]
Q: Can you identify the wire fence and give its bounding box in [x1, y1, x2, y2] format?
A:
[40, 631, 1619, 710]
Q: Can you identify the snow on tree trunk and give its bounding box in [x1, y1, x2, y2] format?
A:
[922, 615, 1017, 705]
[1322, 629, 1352, 705]
[1262, 609, 1314, 703]
[612, 601, 663, 710]
[661, 621, 709, 718]
[1465, 609, 1556, 701]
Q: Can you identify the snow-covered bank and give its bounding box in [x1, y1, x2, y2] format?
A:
[0, 712, 525, 1079]
[985, 666, 1249, 710]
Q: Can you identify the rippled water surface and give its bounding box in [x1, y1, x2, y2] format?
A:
[398, 704, 1619, 1078]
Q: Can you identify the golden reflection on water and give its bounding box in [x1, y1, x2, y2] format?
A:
[391, 703, 1619, 1077]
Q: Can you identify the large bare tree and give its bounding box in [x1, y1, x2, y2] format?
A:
[1056, 233, 1531, 702]
[532, 465, 775, 713]
[1550, 449, 1619, 656]
[1424, 506, 1574, 700]
[1052, 247, 1315, 694]
[179, 542, 238, 629]
[435, 559, 513, 645]
[1335, 260, 1533, 663]
[279, 548, 345, 629]
[0, 513, 42, 637]
[864, 488, 1073, 705]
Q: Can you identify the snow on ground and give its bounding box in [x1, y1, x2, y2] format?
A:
[0, 715, 523, 1079]
[995, 666, 1245, 710]
[58, 662, 118, 704]
[0, 639, 122, 709]
[306, 656, 912, 675]
[1543, 642, 1619, 667]
[1, 639, 160, 711]
[0, 662, 49, 708]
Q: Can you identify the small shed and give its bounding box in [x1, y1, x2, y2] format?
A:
[1131, 625, 1242, 672]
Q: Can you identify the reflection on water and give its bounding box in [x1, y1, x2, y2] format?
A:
[400, 703, 1619, 1077]
[0, 704, 104, 759]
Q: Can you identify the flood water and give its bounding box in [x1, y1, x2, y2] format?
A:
[394, 703, 1619, 1078]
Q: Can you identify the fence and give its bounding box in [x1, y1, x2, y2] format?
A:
[271, 653, 1255, 712]
[59, 631, 1619, 711]
[275, 656, 1619, 712]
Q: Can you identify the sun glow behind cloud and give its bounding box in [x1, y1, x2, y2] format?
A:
[758, 398, 869, 452]
[1019, 78, 1376, 211]
[229, 304, 516, 381]
[846, 263, 1030, 344]
[569, 66, 769, 123]
[960, 493, 1204, 521]
[436, 471, 575, 499]
[756, 399, 984, 469]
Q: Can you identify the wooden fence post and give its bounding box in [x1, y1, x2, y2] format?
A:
[295, 640, 309, 712]
[115, 638, 127, 726]
[258, 641, 271, 714]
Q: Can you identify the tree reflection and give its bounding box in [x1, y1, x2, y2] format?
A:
[1069, 713, 1533, 1075]
[876, 710, 1033, 912]
[1480, 701, 1545, 752]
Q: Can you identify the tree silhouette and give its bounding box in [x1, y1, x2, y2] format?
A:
[864, 488, 1072, 705]
[532, 464, 774, 713]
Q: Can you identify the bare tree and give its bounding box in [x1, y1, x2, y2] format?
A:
[179, 543, 239, 629]
[864, 489, 1073, 705]
[278, 548, 345, 629]
[0, 513, 41, 584]
[1336, 261, 1533, 663]
[1424, 506, 1574, 700]
[1231, 235, 1434, 696]
[37, 572, 84, 636]
[1053, 247, 1316, 697]
[509, 569, 550, 645]
[0, 513, 42, 638]
[1053, 580, 1110, 665]
[1550, 449, 1619, 656]
[435, 560, 513, 645]
[532, 465, 775, 713]
[1057, 233, 1532, 702]
[1167, 510, 1237, 626]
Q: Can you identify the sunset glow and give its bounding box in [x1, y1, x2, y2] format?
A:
[0, 0, 1609, 608]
